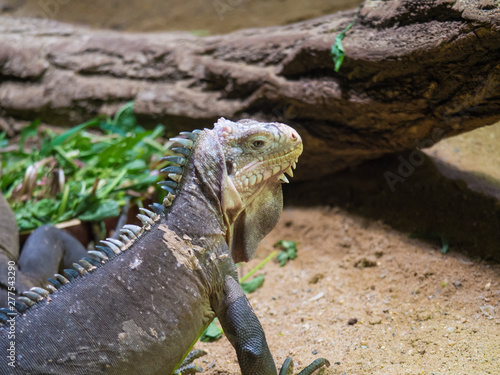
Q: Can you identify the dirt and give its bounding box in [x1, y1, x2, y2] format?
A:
[194, 206, 499, 374]
[2, 0, 500, 373]
[0, 0, 363, 34]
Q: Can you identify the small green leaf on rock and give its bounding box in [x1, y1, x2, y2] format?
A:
[330, 5, 361, 72]
[200, 318, 223, 342]
[274, 240, 298, 267]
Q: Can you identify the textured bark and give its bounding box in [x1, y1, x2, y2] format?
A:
[1, 0, 500, 180]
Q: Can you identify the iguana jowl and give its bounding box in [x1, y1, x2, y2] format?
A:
[0, 118, 329, 374]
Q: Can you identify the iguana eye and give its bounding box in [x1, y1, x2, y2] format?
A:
[226, 161, 234, 176]
[251, 140, 265, 149]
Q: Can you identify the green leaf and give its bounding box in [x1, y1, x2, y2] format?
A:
[77, 199, 120, 221]
[4, 101, 167, 233]
[408, 232, 450, 254]
[239, 250, 277, 283]
[40, 118, 99, 156]
[274, 240, 298, 267]
[96, 169, 128, 199]
[123, 159, 147, 171]
[330, 6, 360, 72]
[240, 274, 265, 294]
[200, 318, 223, 342]
[0, 132, 8, 148]
[19, 119, 40, 152]
[331, 33, 346, 72]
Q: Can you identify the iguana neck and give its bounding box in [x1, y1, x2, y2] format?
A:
[162, 157, 226, 246]
[161, 129, 228, 251]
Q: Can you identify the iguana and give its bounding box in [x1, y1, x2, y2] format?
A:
[0, 118, 330, 375]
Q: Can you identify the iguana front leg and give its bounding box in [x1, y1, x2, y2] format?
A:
[213, 276, 329, 375]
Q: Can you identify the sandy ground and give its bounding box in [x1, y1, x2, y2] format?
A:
[193, 206, 499, 374]
[2, 1, 500, 373]
[0, 0, 363, 34]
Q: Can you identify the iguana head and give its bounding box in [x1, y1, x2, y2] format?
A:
[162, 118, 302, 263]
[213, 118, 303, 263]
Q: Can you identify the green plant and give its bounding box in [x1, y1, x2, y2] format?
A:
[274, 240, 298, 266]
[0, 102, 168, 232]
[330, 5, 361, 72]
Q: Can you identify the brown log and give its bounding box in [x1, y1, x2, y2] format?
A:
[1, 0, 500, 180]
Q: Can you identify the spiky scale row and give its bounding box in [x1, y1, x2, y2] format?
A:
[179, 130, 201, 140]
[170, 137, 193, 149]
[149, 203, 166, 215]
[161, 156, 186, 166]
[163, 192, 176, 207]
[120, 228, 137, 240]
[158, 129, 201, 209]
[21, 291, 43, 303]
[47, 278, 61, 289]
[102, 240, 121, 254]
[64, 269, 79, 281]
[31, 287, 49, 298]
[172, 147, 190, 157]
[96, 245, 115, 258]
[139, 207, 157, 219]
[107, 238, 125, 248]
[14, 301, 27, 313]
[0, 307, 17, 324]
[55, 274, 69, 285]
[137, 214, 154, 226]
[46, 284, 57, 293]
[123, 224, 142, 236]
[160, 185, 175, 195]
[79, 259, 96, 271]
[89, 250, 108, 261]
[6, 262, 90, 315]
[161, 166, 183, 174]
[168, 173, 182, 183]
[159, 180, 178, 188]
[18, 297, 34, 307]
[73, 263, 87, 275]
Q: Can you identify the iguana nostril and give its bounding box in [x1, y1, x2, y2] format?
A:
[290, 130, 300, 141]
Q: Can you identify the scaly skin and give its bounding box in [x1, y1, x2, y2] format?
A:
[0, 118, 329, 375]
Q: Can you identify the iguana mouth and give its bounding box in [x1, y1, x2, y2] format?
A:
[236, 146, 302, 187]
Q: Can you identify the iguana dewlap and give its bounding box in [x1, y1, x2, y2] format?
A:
[0, 118, 329, 375]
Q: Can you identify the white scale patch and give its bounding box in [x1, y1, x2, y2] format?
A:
[129, 257, 143, 269]
[158, 224, 205, 270]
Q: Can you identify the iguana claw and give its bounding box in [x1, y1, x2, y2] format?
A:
[279, 357, 330, 375]
[172, 363, 203, 375]
[172, 349, 207, 375]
